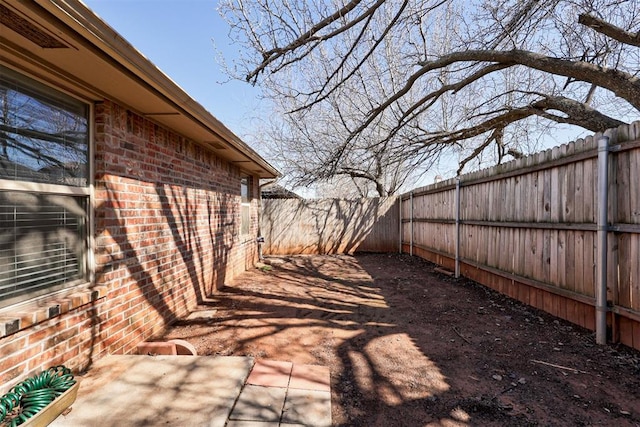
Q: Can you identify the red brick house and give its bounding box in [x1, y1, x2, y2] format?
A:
[0, 0, 278, 390]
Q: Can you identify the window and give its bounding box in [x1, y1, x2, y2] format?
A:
[240, 176, 251, 235]
[0, 65, 90, 308]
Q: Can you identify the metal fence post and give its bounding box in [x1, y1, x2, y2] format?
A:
[596, 135, 610, 345]
[399, 196, 403, 254]
[410, 192, 414, 256]
[455, 178, 461, 278]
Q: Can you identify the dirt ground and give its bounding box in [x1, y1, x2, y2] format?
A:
[163, 253, 640, 426]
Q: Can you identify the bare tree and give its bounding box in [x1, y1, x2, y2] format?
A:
[219, 0, 640, 187]
[256, 5, 451, 196]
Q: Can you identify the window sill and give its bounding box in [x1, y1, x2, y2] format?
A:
[0, 286, 108, 338]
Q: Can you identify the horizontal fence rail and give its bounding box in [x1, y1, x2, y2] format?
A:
[401, 121, 640, 350]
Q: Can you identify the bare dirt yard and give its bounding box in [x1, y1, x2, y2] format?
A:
[163, 253, 640, 426]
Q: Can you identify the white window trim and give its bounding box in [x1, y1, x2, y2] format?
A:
[0, 65, 94, 309]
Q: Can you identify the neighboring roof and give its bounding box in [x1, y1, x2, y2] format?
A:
[261, 183, 302, 199]
[0, 0, 279, 179]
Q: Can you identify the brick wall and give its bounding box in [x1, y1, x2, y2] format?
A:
[0, 100, 259, 392]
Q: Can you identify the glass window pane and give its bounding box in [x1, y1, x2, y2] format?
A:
[0, 65, 89, 186]
[241, 204, 250, 235]
[240, 176, 251, 234]
[0, 191, 86, 306]
[240, 176, 249, 203]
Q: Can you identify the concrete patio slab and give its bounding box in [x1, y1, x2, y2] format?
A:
[281, 389, 332, 427]
[47, 356, 331, 427]
[229, 385, 287, 422]
[50, 355, 253, 427]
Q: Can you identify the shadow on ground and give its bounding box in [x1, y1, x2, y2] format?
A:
[163, 254, 640, 426]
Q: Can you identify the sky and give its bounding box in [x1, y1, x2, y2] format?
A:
[82, 0, 265, 140]
[79, 0, 601, 192]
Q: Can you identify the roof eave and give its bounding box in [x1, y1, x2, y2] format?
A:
[35, 0, 279, 178]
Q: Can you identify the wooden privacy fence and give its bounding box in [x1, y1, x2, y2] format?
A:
[260, 197, 399, 255]
[401, 121, 640, 350]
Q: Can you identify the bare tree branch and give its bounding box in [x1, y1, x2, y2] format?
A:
[417, 49, 640, 109]
[290, 0, 411, 112]
[342, 48, 637, 156]
[579, 13, 640, 47]
[421, 94, 625, 148]
[246, 0, 386, 83]
[457, 130, 500, 175]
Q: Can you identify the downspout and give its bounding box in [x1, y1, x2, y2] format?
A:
[596, 135, 609, 345]
[455, 178, 461, 278]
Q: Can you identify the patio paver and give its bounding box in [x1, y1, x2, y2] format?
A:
[289, 364, 331, 392]
[246, 360, 293, 388]
[235, 361, 332, 426]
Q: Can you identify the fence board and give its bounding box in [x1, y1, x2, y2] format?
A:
[574, 159, 584, 223]
[619, 233, 631, 308]
[565, 230, 575, 293]
[632, 235, 640, 311]
[261, 197, 399, 255]
[574, 231, 585, 296]
[617, 151, 631, 223]
[584, 157, 595, 223]
[558, 230, 567, 290]
[551, 157, 560, 222]
[583, 231, 595, 298]
[631, 149, 640, 224]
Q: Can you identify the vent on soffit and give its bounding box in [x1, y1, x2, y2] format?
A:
[0, 4, 69, 49]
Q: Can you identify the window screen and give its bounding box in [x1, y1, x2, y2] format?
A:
[0, 192, 86, 304]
